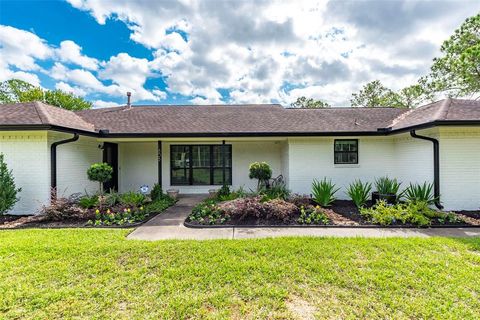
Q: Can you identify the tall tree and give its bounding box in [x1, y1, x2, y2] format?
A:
[291, 96, 331, 108]
[350, 80, 402, 107]
[425, 14, 480, 98]
[0, 79, 92, 110]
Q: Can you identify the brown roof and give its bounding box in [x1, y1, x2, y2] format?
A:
[75, 104, 407, 134]
[1, 98, 479, 136]
[0, 101, 95, 132]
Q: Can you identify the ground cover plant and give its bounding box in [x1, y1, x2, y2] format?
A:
[0, 230, 479, 319]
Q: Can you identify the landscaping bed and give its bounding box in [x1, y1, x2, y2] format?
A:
[0, 184, 176, 229]
[185, 173, 480, 228]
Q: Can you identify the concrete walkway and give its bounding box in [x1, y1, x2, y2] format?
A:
[127, 195, 480, 241]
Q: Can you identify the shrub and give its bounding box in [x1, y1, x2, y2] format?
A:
[87, 206, 147, 226]
[260, 178, 290, 201]
[297, 205, 329, 225]
[144, 197, 175, 214]
[103, 190, 121, 207]
[347, 180, 372, 208]
[189, 200, 226, 225]
[119, 191, 146, 207]
[402, 182, 437, 205]
[360, 200, 455, 227]
[0, 153, 21, 214]
[41, 193, 89, 221]
[78, 194, 99, 209]
[249, 162, 272, 189]
[218, 197, 265, 220]
[263, 199, 298, 222]
[311, 178, 340, 207]
[87, 163, 113, 194]
[150, 183, 164, 201]
[374, 176, 401, 195]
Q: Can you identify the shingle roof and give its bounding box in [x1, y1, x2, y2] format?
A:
[75, 104, 407, 134]
[1, 98, 479, 136]
[0, 101, 95, 132]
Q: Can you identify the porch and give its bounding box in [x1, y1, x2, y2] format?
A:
[99, 137, 289, 194]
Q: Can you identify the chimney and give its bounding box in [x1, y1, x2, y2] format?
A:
[126, 92, 132, 108]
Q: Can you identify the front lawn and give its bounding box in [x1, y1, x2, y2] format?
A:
[0, 230, 479, 319]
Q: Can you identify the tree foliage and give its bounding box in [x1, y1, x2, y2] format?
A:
[350, 80, 400, 107]
[424, 14, 480, 98]
[87, 163, 113, 194]
[0, 153, 22, 215]
[291, 96, 331, 108]
[0, 79, 92, 110]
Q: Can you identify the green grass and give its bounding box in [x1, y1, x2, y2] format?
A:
[0, 230, 479, 319]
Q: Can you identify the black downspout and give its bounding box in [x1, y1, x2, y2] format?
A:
[222, 140, 226, 185]
[50, 133, 79, 201]
[409, 130, 443, 209]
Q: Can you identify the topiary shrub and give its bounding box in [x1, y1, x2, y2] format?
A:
[87, 163, 113, 194]
[0, 153, 21, 214]
[249, 162, 272, 190]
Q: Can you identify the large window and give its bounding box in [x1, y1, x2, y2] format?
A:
[170, 145, 232, 185]
[334, 139, 358, 164]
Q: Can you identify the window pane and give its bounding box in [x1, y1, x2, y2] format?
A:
[192, 146, 210, 168]
[335, 152, 357, 164]
[192, 168, 211, 185]
[212, 145, 232, 167]
[171, 168, 189, 184]
[335, 140, 357, 152]
[171, 146, 189, 168]
[213, 169, 232, 185]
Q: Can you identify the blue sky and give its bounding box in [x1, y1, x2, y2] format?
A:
[0, 0, 478, 107]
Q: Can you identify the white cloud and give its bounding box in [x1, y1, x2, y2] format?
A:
[0, 25, 52, 71]
[92, 99, 119, 108]
[55, 81, 87, 96]
[56, 40, 99, 70]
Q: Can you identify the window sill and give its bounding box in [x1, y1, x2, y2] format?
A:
[334, 164, 360, 168]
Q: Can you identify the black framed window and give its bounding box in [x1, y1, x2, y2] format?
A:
[170, 144, 232, 185]
[334, 139, 358, 164]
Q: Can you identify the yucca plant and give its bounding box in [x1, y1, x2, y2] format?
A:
[375, 176, 401, 195]
[347, 179, 372, 208]
[311, 178, 340, 207]
[402, 182, 438, 205]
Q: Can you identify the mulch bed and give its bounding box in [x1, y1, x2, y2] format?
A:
[0, 213, 157, 229]
[186, 199, 480, 228]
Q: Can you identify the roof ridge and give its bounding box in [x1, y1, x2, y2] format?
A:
[387, 108, 416, 128]
[433, 97, 451, 121]
[33, 101, 53, 125]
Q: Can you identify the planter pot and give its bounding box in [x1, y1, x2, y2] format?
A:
[208, 189, 218, 198]
[167, 189, 179, 200]
[372, 192, 397, 204]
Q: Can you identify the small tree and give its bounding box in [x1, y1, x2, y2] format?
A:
[87, 163, 113, 194]
[0, 153, 21, 214]
[249, 162, 272, 190]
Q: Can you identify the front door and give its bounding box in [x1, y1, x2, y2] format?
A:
[103, 142, 118, 191]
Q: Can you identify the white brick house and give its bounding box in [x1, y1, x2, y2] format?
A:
[0, 99, 479, 214]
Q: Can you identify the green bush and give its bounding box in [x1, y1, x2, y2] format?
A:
[0, 153, 21, 214]
[249, 162, 272, 190]
[402, 182, 437, 204]
[144, 197, 175, 214]
[78, 194, 99, 209]
[375, 176, 401, 195]
[189, 200, 226, 225]
[347, 180, 372, 208]
[150, 183, 165, 202]
[260, 178, 290, 201]
[297, 205, 329, 225]
[119, 191, 146, 207]
[360, 200, 455, 227]
[103, 190, 121, 207]
[87, 163, 113, 194]
[311, 178, 340, 207]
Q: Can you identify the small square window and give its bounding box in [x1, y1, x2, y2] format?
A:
[334, 140, 358, 164]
